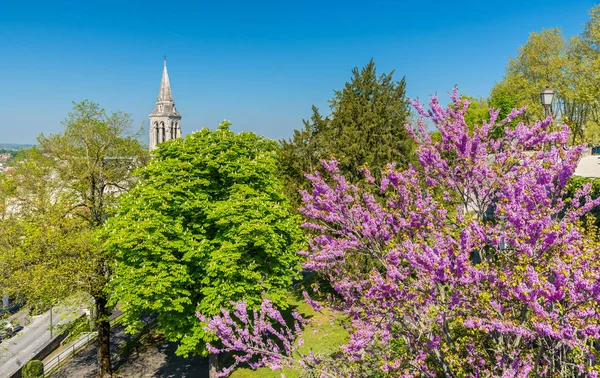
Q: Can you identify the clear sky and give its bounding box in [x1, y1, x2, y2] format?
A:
[1, 0, 597, 145]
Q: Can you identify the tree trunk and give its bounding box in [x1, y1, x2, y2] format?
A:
[95, 295, 112, 378]
[208, 353, 219, 378]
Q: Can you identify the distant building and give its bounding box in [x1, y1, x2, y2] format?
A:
[149, 58, 182, 151]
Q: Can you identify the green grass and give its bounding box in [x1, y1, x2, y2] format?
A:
[229, 294, 347, 378]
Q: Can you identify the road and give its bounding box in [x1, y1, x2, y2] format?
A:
[0, 307, 83, 377]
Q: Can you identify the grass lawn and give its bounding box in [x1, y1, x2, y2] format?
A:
[229, 293, 347, 378]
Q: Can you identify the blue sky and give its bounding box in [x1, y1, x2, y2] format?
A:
[0, 0, 597, 145]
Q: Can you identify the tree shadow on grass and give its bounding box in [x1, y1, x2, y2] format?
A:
[112, 329, 208, 378]
[154, 341, 209, 378]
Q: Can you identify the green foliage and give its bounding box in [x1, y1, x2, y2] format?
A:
[504, 28, 567, 123]
[60, 315, 92, 344]
[22, 360, 44, 378]
[493, 6, 600, 144]
[584, 120, 600, 145]
[105, 122, 303, 357]
[39, 99, 149, 226]
[459, 95, 521, 139]
[461, 96, 490, 130]
[488, 87, 520, 136]
[279, 59, 414, 205]
[0, 147, 96, 304]
[0, 100, 147, 303]
[0, 100, 147, 377]
[488, 88, 518, 121]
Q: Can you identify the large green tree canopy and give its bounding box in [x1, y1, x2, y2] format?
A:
[105, 122, 303, 357]
[279, 59, 414, 205]
[0, 147, 94, 305]
[0, 100, 147, 378]
[493, 5, 600, 144]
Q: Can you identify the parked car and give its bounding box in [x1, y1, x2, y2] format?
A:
[0, 321, 24, 341]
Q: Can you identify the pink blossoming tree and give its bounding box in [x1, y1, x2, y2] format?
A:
[200, 88, 600, 377]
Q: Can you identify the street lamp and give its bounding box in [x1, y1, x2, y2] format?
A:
[540, 86, 555, 118]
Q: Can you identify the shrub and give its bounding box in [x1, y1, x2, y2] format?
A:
[22, 360, 44, 378]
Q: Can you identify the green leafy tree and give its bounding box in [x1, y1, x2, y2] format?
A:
[22, 360, 44, 378]
[462, 94, 523, 138]
[461, 96, 491, 130]
[495, 28, 567, 124]
[280, 59, 414, 205]
[493, 6, 600, 144]
[0, 148, 95, 304]
[584, 120, 600, 145]
[0, 100, 147, 378]
[104, 122, 303, 376]
[488, 87, 519, 123]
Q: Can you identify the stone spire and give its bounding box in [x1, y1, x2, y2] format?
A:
[149, 57, 182, 151]
[157, 59, 173, 102]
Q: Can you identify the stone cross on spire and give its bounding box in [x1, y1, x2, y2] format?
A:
[149, 58, 182, 151]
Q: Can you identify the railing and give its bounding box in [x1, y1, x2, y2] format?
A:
[44, 331, 98, 373]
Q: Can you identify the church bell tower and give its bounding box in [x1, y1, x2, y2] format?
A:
[149, 58, 182, 150]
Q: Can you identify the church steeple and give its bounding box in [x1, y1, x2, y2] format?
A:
[158, 58, 173, 102]
[149, 57, 182, 151]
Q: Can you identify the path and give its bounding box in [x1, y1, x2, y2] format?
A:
[47, 323, 208, 378]
[575, 155, 600, 178]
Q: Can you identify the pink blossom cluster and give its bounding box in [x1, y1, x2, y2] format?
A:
[201, 88, 600, 377]
[198, 299, 322, 377]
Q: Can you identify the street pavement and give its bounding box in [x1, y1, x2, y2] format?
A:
[575, 155, 600, 178]
[0, 308, 83, 377]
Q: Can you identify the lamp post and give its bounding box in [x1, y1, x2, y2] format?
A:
[540, 86, 555, 119]
[540, 87, 555, 150]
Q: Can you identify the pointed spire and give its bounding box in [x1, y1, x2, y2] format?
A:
[158, 57, 173, 101]
[149, 58, 182, 151]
